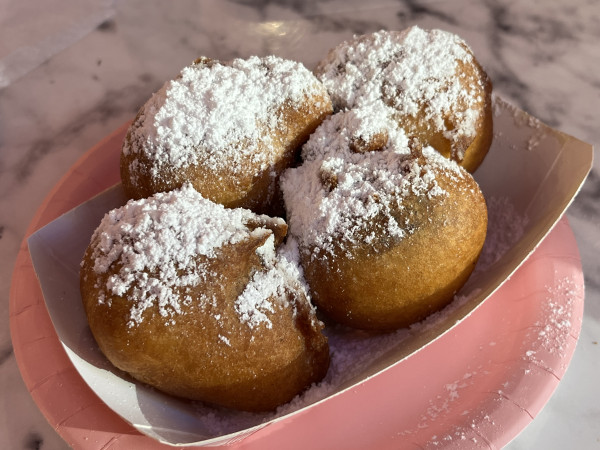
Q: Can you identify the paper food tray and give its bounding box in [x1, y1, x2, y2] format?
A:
[27, 95, 593, 446]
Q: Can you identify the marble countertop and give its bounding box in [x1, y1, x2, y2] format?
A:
[1, 0, 598, 448]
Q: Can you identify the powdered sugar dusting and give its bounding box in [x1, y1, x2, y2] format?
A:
[281, 104, 466, 258]
[523, 276, 580, 367]
[416, 372, 479, 432]
[316, 26, 483, 156]
[88, 183, 289, 328]
[300, 101, 410, 162]
[234, 236, 316, 330]
[123, 56, 325, 173]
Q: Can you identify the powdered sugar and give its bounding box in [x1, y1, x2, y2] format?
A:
[123, 56, 325, 173]
[300, 101, 410, 162]
[234, 237, 314, 330]
[280, 104, 466, 258]
[523, 276, 580, 365]
[88, 183, 292, 328]
[316, 26, 484, 159]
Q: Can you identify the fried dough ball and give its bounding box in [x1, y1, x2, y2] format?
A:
[315, 26, 493, 173]
[281, 105, 488, 331]
[121, 56, 332, 215]
[80, 184, 329, 412]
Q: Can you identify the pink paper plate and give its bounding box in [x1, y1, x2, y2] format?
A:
[10, 124, 585, 449]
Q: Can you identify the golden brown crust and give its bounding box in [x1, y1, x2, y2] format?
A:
[389, 54, 493, 173]
[281, 103, 489, 332]
[315, 27, 493, 173]
[121, 91, 332, 215]
[80, 188, 329, 411]
[301, 169, 487, 331]
[120, 56, 333, 216]
[459, 70, 494, 173]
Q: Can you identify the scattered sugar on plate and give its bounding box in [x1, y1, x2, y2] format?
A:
[522, 275, 581, 367]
